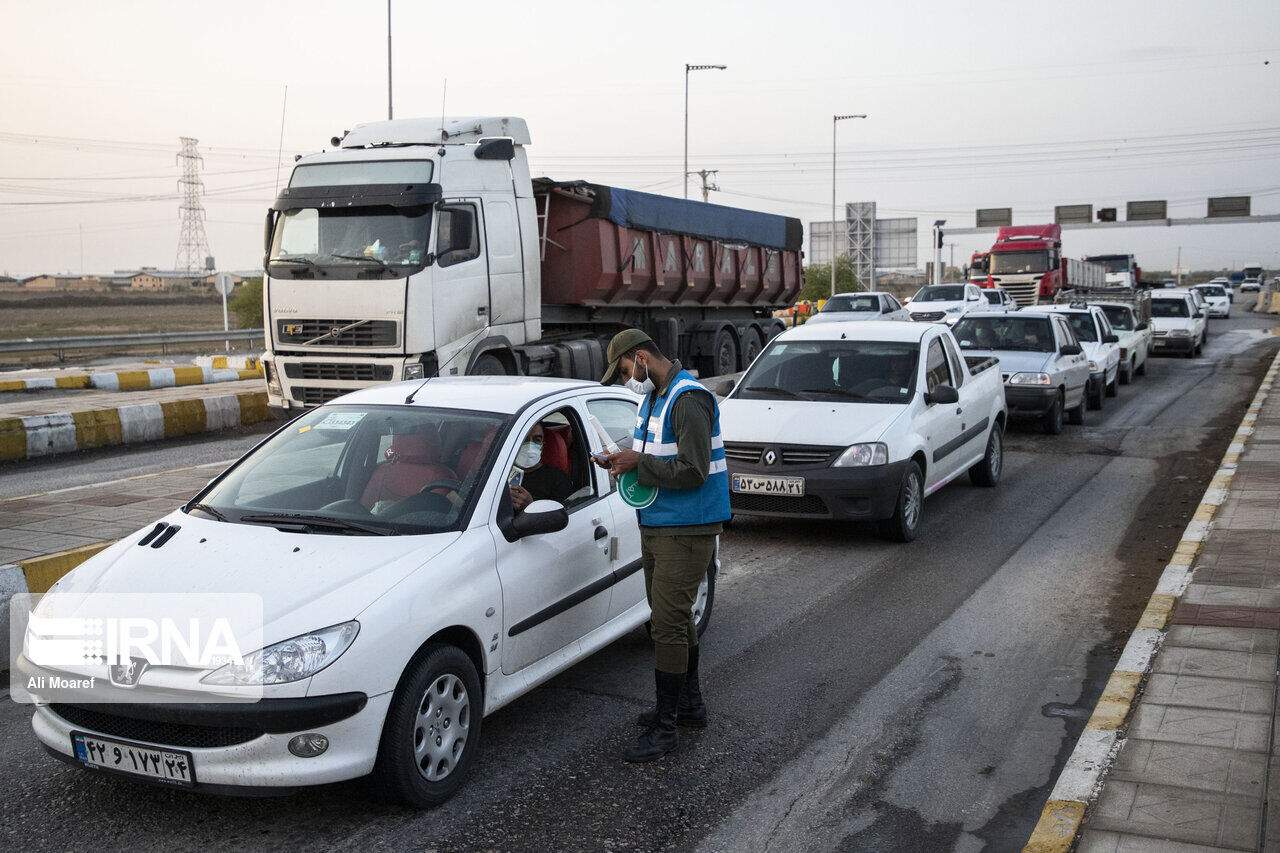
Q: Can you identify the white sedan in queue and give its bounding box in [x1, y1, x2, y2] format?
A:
[19, 377, 716, 807]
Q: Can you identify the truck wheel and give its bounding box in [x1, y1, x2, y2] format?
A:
[742, 326, 766, 368]
[968, 423, 1003, 487]
[372, 644, 482, 809]
[878, 461, 922, 543]
[1088, 378, 1104, 410]
[470, 354, 507, 375]
[1067, 392, 1086, 425]
[700, 327, 739, 378]
[1043, 392, 1064, 435]
[1105, 372, 1118, 397]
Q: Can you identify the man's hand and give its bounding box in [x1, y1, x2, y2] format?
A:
[509, 485, 533, 511]
[605, 448, 641, 476]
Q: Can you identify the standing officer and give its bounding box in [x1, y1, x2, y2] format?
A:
[599, 329, 729, 762]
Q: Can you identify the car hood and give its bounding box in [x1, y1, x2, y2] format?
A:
[959, 348, 1049, 376]
[719, 398, 906, 446]
[807, 311, 880, 324]
[49, 511, 462, 644]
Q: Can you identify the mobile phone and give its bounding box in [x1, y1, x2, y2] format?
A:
[508, 468, 524, 488]
[589, 451, 609, 463]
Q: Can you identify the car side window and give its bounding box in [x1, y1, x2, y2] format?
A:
[1096, 311, 1113, 337]
[585, 398, 639, 494]
[435, 204, 480, 268]
[512, 405, 596, 511]
[925, 338, 952, 392]
[941, 334, 965, 387]
[1054, 317, 1077, 347]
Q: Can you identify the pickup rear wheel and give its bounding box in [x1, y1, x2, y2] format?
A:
[968, 424, 1003, 487]
[1135, 356, 1147, 377]
[1120, 359, 1133, 385]
[1043, 392, 1064, 435]
[878, 461, 923, 543]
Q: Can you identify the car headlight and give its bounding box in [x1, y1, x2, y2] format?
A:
[201, 621, 359, 686]
[403, 362, 425, 380]
[1167, 329, 1192, 338]
[832, 442, 888, 467]
[264, 361, 282, 396]
[1088, 361, 1100, 372]
[1008, 372, 1051, 385]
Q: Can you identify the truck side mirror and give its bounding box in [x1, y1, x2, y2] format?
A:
[924, 385, 959, 406]
[263, 210, 277, 254]
[1059, 343, 1082, 356]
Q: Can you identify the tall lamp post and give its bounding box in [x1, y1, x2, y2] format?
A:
[685, 64, 726, 199]
[832, 113, 867, 296]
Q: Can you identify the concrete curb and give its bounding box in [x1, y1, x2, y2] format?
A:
[0, 390, 277, 462]
[193, 355, 260, 370]
[0, 364, 261, 394]
[1023, 350, 1280, 853]
[1, 542, 118, 665]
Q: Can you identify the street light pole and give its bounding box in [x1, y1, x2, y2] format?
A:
[387, 0, 393, 120]
[832, 114, 867, 296]
[684, 64, 726, 199]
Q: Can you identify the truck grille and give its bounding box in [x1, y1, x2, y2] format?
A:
[730, 492, 829, 516]
[283, 362, 394, 382]
[724, 443, 843, 466]
[292, 386, 352, 406]
[999, 282, 1040, 308]
[50, 704, 263, 749]
[911, 312, 946, 322]
[276, 319, 398, 347]
[1152, 329, 1168, 338]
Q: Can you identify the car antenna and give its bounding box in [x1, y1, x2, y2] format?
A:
[403, 316, 500, 404]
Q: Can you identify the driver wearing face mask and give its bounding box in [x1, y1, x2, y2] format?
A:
[508, 421, 573, 512]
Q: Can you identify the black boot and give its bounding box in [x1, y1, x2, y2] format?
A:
[637, 646, 707, 728]
[624, 670, 682, 763]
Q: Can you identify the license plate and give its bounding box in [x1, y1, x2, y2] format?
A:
[71, 732, 195, 787]
[731, 474, 805, 496]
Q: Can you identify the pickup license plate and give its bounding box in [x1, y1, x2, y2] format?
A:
[71, 732, 195, 787]
[732, 474, 805, 496]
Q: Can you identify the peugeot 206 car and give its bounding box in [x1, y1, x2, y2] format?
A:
[18, 377, 716, 808]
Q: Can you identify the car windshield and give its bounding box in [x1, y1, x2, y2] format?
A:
[913, 285, 964, 302]
[1198, 285, 1226, 297]
[1061, 312, 1098, 342]
[952, 316, 1055, 353]
[734, 340, 919, 404]
[1099, 306, 1134, 330]
[990, 250, 1050, 274]
[822, 295, 879, 313]
[269, 205, 432, 278]
[190, 405, 509, 535]
[1152, 299, 1190, 318]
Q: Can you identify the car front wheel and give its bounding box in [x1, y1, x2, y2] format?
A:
[968, 423, 1003, 487]
[879, 461, 923, 542]
[373, 644, 483, 808]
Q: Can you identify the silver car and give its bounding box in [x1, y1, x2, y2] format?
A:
[808, 291, 910, 324]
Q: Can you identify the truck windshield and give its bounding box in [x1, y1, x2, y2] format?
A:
[1152, 299, 1190, 318]
[952, 316, 1055, 353]
[913, 285, 965, 302]
[1087, 256, 1132, 274]
[990, 250, 1050, 275]
[822, 295, 879, 313]
[189, 405, 509, 535]
[269, 206, 431, 277]
[1099, 306, 1134, 330]
[734, 340, 919, 404]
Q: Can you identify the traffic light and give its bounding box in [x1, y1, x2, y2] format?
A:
[935, 228, 944, 249]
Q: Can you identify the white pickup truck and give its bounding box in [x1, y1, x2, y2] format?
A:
[719, 320, 1007, 542]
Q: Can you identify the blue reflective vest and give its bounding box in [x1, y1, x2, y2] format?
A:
[632, 369, 731, 527]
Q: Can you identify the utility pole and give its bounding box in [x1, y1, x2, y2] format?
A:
[831, 113, 867, 296]
[1176, 246, 1183, 286]
[684, 64, 726, 199]
[387, 1, 393, 119]
[175, 137, 212, 274]
[687, 169, 719, 203]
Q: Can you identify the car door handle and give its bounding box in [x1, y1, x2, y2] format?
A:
[955, 407, 963, 415]
[594, 526, 608, 540]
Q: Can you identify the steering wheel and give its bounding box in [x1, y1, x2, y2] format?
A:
[849, 377, 898, 397]
[417, 478, 463, 499]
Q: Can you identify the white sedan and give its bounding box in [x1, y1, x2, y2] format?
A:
[906, 283, 988, 325]
[20, 377, 715, 807]
[807, 291, 910, 324]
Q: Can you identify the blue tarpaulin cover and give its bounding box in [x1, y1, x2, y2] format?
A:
[537, 180, 802, 252]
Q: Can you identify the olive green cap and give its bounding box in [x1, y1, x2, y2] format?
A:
[600, 328, 653, 385]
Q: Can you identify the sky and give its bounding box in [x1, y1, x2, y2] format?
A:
[1, 0, 1278, 278]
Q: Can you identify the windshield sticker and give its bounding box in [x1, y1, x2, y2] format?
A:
[316, 411, 366, 431]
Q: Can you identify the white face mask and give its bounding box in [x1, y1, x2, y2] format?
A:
[625, 360, 656, 396]
[515, 440, 542, 470]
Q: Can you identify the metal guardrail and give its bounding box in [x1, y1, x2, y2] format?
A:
[0, 329, 264, 359]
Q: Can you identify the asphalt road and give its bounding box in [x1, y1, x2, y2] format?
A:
[2, 312, 1277, 852]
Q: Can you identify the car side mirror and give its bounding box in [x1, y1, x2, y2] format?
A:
[924, 384, 959, 405]
[1103, 333, 1119, 344]
[1135, 322, 1148, 331]
[1194, 311, 1204, 318]
[510, 500, 569, 539]
[1059, 343, 1082, 356]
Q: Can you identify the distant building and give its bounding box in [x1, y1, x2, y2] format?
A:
[7, 269, 246, 293]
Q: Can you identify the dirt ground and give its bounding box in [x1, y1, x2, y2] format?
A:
[0, 297, 230, 339]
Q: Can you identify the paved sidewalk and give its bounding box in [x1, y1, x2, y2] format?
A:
[1064, 357, 1280, 851]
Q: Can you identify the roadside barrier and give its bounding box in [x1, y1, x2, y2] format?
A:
[1269, 292, 1280, 315]
[0, 364, 261, 394]
[1023, 350, 1280, 853]
[1253, 291, 1269, 313]
[0, 390, 277, 462]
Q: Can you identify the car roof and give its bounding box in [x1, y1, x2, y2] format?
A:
[1151, 291, 1193, 300]
[324, 375, 613, 413]
[830, 291, 891, 298]
[780, 319, 932, 343]
[1032, 304, 1100, 316]
[961, 310, 1056, 319]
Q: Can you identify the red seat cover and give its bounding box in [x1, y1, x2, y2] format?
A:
[456, 426, 498, 480]
[361, 431, 454, 507]
[541, 425, 571, 477]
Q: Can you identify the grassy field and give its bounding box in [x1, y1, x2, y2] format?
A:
[0, 294, 245, 339]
